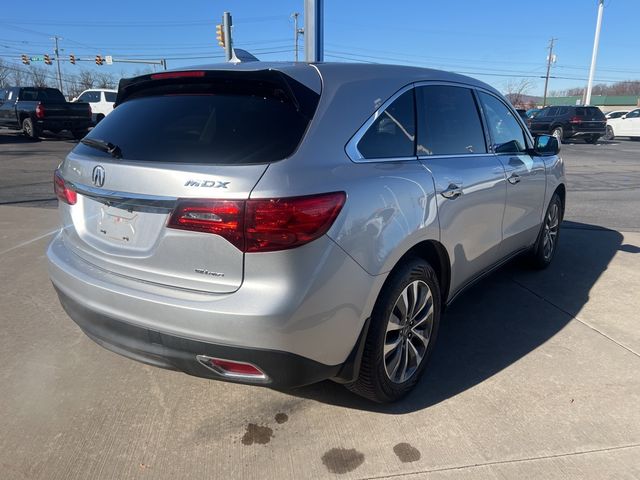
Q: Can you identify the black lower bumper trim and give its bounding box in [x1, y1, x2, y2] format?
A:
[54, 286, 341, 389]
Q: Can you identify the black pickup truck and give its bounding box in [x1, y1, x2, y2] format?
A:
[0, 87, 92, 140]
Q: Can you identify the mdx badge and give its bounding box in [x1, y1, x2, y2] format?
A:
[92, 165, 106, 187]
[184, 179, 229, 188]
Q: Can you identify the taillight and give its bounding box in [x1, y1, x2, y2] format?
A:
[167, 192, 346, 253]
[167, 200, 245, 250]
[245, 192, 346, 252]
[569, 116, 582, 124]
[35, 103, 45, 119]
[53, 170, 77, 205]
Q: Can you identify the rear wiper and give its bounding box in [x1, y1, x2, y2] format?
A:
[81, 138, 123, 159]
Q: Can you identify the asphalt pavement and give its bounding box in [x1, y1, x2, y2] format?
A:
[0, 129, 639, 479]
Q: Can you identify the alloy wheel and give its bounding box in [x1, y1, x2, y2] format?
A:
[383, 280, 434, 383]
[542, 202, 560, 261]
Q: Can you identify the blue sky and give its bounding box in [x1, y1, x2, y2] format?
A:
[1, 0, 638, 96]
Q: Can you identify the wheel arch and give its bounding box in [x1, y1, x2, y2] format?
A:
[554, 183, 566, 220]
[390, 240, 451, 307]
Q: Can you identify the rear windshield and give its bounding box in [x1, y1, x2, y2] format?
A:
[20, 88, 65, 103]
[575, 107, 605, 119]
[74, 78, 318, 165]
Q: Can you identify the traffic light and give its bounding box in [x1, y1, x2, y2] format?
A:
[95, 55, 103, 66]
[44, 54, 52, 65]
[21, 54, 30, 65]
[216, 24, 225, 48]
[69, 54, 76, 65]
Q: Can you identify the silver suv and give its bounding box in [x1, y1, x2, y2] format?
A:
[47, 63, 565, 403]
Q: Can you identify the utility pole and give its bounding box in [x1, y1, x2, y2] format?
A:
[222, 12, 233, 62]
[542, 38, 556, 107]
[291, 12, 304, 62]
[585, 0, 605, 106]
[304, 0, 323, 62]
[52, 36, 64, 95]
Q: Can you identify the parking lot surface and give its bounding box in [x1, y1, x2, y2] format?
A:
[1, 130, 639, 479]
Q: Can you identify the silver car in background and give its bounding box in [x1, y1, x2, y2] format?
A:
[47, 63, 565, 403]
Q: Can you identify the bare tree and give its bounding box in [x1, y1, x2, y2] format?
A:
[0, 59, 12, 88]
[503, 78, 534, 108]
[77, 70, 96, 90]
[29, 65, 49, 87]
[95, 72, 116, 89]
[10, 67, 26, 87]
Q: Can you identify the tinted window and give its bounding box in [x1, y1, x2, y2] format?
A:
[75, 85, 316, 165]
[575, 107, 605, 119]
[626, 109, 640, 119]
[416, 85, 486, 155]
[19, 88, 65, 103]
[104, 91, 116, 102]
[78, 91, 101, 103]
[357, 89, 415, 159]
[478, 92, 527, 154]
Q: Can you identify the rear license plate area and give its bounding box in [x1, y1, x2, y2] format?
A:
[98, 205, 138, 243]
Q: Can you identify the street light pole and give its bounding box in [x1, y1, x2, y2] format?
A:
[585, 0, 605, 106]
[542, 38, 556, 107]
[52, 36, 64, 95]
[304, 0, 323, 62]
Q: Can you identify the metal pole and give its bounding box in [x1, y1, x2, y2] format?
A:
[53, 36, 64, 95]
[304, 0, 323, 62]
[161, 59, 167, 70]
[542, 38, 556, 107]
[585, 0, 604, 106]
[292, 12, 300, 62]
[223, 12, 232, 62]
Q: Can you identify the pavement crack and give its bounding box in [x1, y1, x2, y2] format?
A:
[510, 277, 640, 359]
[362, 443, 640, 480]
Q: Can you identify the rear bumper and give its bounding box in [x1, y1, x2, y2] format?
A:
[36, 118, 92, 132]
[564, 126, 606, 138]
[54, 286, 340, 388]
[47, 231, 381, 385]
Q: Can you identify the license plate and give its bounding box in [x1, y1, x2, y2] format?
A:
[98, 206, 138, 243]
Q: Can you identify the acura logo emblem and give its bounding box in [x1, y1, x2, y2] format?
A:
[92, 165, 105, 187]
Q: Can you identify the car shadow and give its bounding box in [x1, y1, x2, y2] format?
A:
[0, 129, 77, 144]
[288, 221, 623, 413]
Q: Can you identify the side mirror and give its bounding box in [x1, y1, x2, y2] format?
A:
[533, 134, 559, 156]
[621, 115, 627, 120]
[71, 97, 78, 102]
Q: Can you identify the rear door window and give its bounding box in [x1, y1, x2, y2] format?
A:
[478, 92, 528, 154]
[416, 85, 487, 155]
[357, 89, 416, 159]
[75, 77, 319, 165]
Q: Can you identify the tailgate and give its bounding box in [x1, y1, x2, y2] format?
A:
[58, 157, 267, 293]
[55, 67, 320, 294]
[43, 102, 91, 120]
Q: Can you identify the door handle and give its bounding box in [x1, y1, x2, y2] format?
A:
[441, 184, 462, 199]
[507, 173, 521, 185]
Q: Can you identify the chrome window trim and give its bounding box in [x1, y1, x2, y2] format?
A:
[346, 80, 507, 163]
[345, 83, 416, 163]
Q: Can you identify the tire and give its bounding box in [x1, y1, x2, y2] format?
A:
[22, 117, 40, 140]
[585, 135, 600, 144]
[346, 257, 441, 403]
[604, 125, 615, 141]
[528, 193, 562, 269]
[72, 129, 88, 140]
[551, 127, 563, 144]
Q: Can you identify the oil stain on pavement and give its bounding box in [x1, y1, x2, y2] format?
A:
[274, 413, 289, 424]
[321, 448, 365, 474]
[241, 424, 273, 445]
[393, 442, 421, 463]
